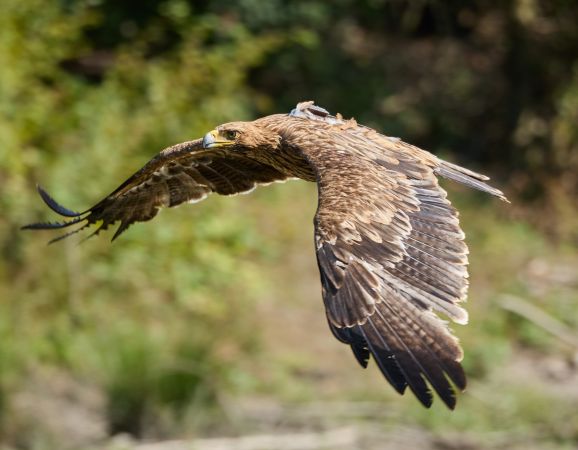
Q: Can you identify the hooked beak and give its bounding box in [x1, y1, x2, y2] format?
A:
[202, 129, 235, 149]
[202, 130, 219, 149]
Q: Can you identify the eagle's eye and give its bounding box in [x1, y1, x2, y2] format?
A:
[223, 130, 238, 140]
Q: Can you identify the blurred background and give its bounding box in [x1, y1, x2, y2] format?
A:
[1, 1, 578, 449]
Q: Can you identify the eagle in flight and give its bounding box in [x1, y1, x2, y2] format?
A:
[24, 101, 507, 409]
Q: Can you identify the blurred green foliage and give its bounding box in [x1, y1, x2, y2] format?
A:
[0, 0, 281, 440]
[1, 0, 577, 448]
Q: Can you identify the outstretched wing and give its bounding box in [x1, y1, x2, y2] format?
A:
[295, 122, 506, 409]
[23, 139, 288, 242]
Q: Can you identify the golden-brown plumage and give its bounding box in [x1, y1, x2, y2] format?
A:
[23, 101, 507, 409]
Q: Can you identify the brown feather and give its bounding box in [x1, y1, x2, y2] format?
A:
[23, 101, 507, 409]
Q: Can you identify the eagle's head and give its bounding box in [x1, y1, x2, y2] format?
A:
[202, 122, 280, 153]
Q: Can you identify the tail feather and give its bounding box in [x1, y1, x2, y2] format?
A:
[435, 161, 509, 202]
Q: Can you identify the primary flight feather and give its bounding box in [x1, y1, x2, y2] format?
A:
[23, 101, 507, 409]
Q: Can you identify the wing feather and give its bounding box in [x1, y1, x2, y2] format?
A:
[23, 139, 288, 241]
[288, 113, 505, 408]
[23, 104, 506, 410]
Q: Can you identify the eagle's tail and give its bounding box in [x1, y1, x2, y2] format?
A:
[435, 160, 509, 202]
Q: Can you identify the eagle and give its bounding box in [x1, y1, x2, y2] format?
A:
[23, 101, 507, 409]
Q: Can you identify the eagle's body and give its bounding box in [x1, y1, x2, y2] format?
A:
[24, 102, 507, 409]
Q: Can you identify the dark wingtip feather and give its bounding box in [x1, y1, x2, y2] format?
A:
[445, 396, 457, 411]
[447, 363, 467, 392]
[438, 387, 457, 410]
[111, 220, 130, 241]
[351, 345, 370, 369]
[327, 321, 371, 369]
[21, 185, 92, 240]
[47, 223, 90, 245]
[79, 220, 113, 244]
[358, 326, 408, 396]
[409, 381, 434, 409]
[36, 184, 81, 217]
[21, 216, 85, 231]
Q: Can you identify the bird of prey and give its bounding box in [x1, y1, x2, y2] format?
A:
[23, 101, 507, 409]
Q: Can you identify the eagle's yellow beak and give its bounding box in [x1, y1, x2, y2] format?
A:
[202, 129, 234, 149]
